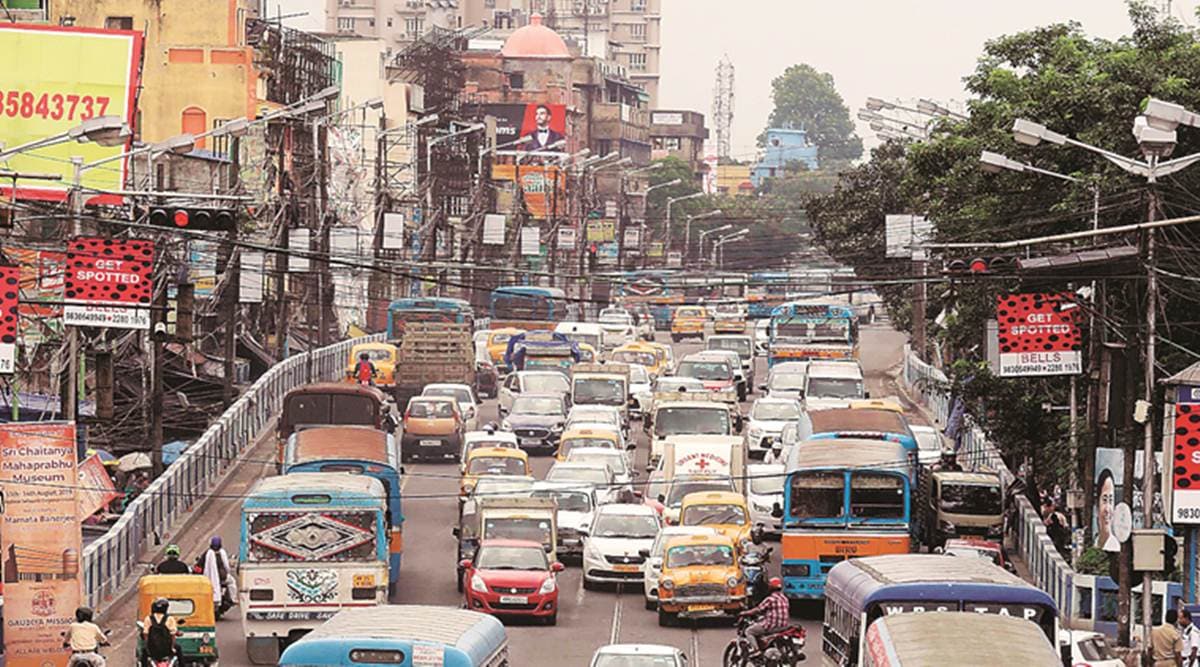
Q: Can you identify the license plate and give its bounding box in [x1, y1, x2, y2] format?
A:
[613, 564, 639, 573]
[688, 604, 718, 612]
[499, 595, 528, 604]
[520, 438, 541, 446]
[420, 439, 442, 447]
[353, 574, 375, 587]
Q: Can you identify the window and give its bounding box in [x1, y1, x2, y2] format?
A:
[337, 17, 355, 31]
[509, 72, 525, 89]
[211, 118, 232, 156]
[485, 0, 496, 5]
[104, 16, 133, 30]
[387, 17, 393, 27]
[653, 137, 681, 151]
[367, 17, 375, 27]
[628, 52, 646, 71]
[180, 107, 207, 149]
[631, 0, 646, 10]
[629, 23, 645, 39]
[405, 17, 423, 36]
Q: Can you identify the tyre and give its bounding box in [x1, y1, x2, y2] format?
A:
[544, 611, 558, 626]
[671, 335, 680, 343]
[456, 569, 464, 593]
[583, 577, 597, 591]
[658, 607, 676, 627]
[644, 596, 656, 611]
[722, 640, 748, 667]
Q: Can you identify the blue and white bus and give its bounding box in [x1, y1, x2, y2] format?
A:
[768, 301, 859, 366]
[278, 605, 509, 667]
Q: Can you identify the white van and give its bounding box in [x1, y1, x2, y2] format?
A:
[554, 321, 604, 355]
[803, 360, 865, 411]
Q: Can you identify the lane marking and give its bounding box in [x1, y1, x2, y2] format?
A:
[609, 587, 623, 645]
[690, 629, 701, 667]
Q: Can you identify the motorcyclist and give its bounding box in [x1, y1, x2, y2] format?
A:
[931, 447, 963, 472]
[154, 544, 191, 575]
[354, 352, 377, 386]
[141, 597, 179, 666]
[64, 606, 109, 667]
[739, 577, 790, 654]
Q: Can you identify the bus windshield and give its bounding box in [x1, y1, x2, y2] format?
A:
[849, 473, 905, 520]
[789, 472, 844, 521]
[494, 295, 555, 321]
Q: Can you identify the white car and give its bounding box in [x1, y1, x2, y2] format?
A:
[1059, 630, 1122, 667]
[910, 424, 943, 466]
[762, 362, 808, 400]
[628, 364, 653, 419]
[566, 446, 636, 491]
[754, 319, 770, 356]
[567, 404, 626, 438]
[498, 370, 571, 416]
[641, 526, 719, 609]
[546, 461, 619, 504]
[582, 503, 662, 589]
[598, 309, 637, 350]
[747, 463, 785, 536]
[421, 383, 479, 431]
[532, 481, 598, 561]
[745, 397, 805, 458]
[589, 644, 688, 667]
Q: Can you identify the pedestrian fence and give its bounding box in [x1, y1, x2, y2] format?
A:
[902, 347, 1182, 638]
[81, 334, 384, 609]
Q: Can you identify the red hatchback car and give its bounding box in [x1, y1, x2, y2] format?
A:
[461, 538, 564, 625]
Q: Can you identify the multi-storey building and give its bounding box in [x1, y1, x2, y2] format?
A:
[649, 110, 708, 183]
[265, 0, 460, 50]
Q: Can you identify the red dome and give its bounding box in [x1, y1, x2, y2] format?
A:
[501, 14, 571, 59]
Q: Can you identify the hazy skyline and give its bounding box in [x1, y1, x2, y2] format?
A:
[659, 0, 1200, 160]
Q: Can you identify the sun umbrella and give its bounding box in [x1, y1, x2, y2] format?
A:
[116, 451, 153, 472]
[87, 448, 118, 466]
[162, 440, 190, 466]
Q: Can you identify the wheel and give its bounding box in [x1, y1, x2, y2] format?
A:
[583, 577, 598, 591]
[456, 569, 464, 593]
[671, 335, 680, 343]
[645, 596, 656, 610]
[658, 607, 676, 627]
[722, 639, 748, 667]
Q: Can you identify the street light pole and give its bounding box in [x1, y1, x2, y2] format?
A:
[685, 209, 723, 264]
[665, 191, 704, 263]
[698, 223, 733, 267]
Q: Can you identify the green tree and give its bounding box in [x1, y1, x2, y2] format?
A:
[763, 63, 863, 165]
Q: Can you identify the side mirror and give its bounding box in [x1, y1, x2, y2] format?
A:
[638, 548, 651, 558]
[627, 443, 637, 451]
[657, 494, 666, 503]
[578, 527, 589, 536]
[459, 559, 473, 569]
[757, 384, 767, 392]
[631, 470, 641, 478]
[551, 561, 565, 573]
[770, 502, 783, 519]
[176, 618, 187, 626]
[452, 527, 460, 538]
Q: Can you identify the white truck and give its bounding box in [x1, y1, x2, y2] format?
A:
[660, 435, 747, 492]
[645, 390, 741, 470]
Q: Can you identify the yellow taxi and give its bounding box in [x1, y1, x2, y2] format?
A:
[655, 533, 747, 625]
[578, 342, 599, 364]
[849, 398, 905, 412]
[460, 446, 531, 496]
[486, 327, 526, 366]
[678, 491, 752, 548]
[555, 427, 623, 462]
[345, 342, 399, 388]
[645, 342, 675, 376]
[671, 306, 708, 342]
[610, 342, 667, 378]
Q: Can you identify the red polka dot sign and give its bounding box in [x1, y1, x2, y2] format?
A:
[0, 265, 19, 374]
[1172, 402, 1200, 523]
[994, 292, 1083, 377]
[62, 237, 154, 330]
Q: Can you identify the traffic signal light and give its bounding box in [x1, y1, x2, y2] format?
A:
[587, 244, 598, 272]
[148, 206, 236, 232]
[944, 256, 1013, 275]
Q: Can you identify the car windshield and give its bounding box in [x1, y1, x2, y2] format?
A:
[562, 438, 617, 454]
[523, 374, 570, 394]
[681, 503, 747, 525]
[600, 314, 632, 325]
[593, 513, 658, 539]
[532, 489, 593, 513]
[574, 378, 625, 404]
[750, 473, 784, 496]
[468, 439, 514, 452]
[513, 397, 564, 415]
[708, 338, 752, 358]
[425, 387, 472, 404]
[467, 456, 526, 475]
[613, 350, 657, 367]
[356, 348, 393, 361]
[471, 479, 534, 498]
[806, 377, 863, 399]
[482, 518, 552, 546]
[1078, 635, 1118, 661]
[490, 333, 513, 345]
[914, 430, 941, 453]
[592, 656, 681, 667]
[547, 466, 608, 485]
[789, 472, 844, 520]
[409, 401, 454, 418]
[628, 365, 650, 384]
[655, 407, 729, 436]
[677, 361, 731, 381]
[569, 452, 627, 475]
[666, 480, 734, 507]
[666, 544, 735, 568]
[940, 483, 1002, 515]
[475, 545, 548, 570]
[770, 373, 806, 390]
[752, 402, 800, 421]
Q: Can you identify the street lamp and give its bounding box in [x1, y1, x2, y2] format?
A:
[697, 223, 733, 265]
[665, 191, 704, 257]
[917, 98, 969, 120]
[479, 135, 531, 173]
[1012, 117, 1200, 182]
[712, 228, 749, 267]
[685, 209, 723, 262]
[0, 115, 129, 161]
[868, 119, 927, 141]
[1142, 97, 1200, 132]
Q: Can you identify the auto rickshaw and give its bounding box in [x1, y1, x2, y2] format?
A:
[136, 574, 219, 666]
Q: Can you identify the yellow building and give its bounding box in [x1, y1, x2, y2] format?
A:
[51, 0, 260, 147]
[716, 163, 754, 197]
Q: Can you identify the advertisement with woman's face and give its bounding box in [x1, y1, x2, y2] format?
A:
[1095, 467, 1117, 551]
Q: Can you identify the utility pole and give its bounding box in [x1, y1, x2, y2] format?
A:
[1140, 187, 1159, 654]
[64, 158, 83, 423]
[223, 135, 242, 408]
[275, 124, 291, 360]
[911, 249, 928, 361]
[150, 282, 166, 476]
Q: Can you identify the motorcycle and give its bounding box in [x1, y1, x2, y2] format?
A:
[740, 546, 773, 607]
[722, 616, 806, 667]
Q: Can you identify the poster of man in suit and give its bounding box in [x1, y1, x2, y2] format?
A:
[478, 103, 569, 154]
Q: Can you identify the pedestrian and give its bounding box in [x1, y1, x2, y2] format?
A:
[867, 304, 876, 324]
[1183, 610, 1200, 667]
[1041, 500, 1070, 558]
[1152, 608, 1183, 667]
[201, 535, 233, 616]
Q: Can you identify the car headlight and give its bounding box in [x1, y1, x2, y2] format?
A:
[747, 427, 763, 440]
[584, 541, 605, 562]
[500, 420, 511, 431]
[751, 500, 772, 513]
[539, 577, 557, 595]
[660, 578, 674, 591]
[727, 576, 740, 589]
[470, 574, 488, 593]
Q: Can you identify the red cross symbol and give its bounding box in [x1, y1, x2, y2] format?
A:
[695, 458, 711, 471]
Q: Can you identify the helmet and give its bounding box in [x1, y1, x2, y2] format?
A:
[165, 544, 181, 557]
[75, 606, 94, 623]
[768, 577, 783, 591]
[210, 535, 222, 549]
[151, 598, 170, 614]
[359, 352, 369, 361]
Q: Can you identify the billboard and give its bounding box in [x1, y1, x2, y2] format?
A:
[0, 422, 81, 667]
[885, 214, 932, 259]
[491, 165, 566, 220]
[63, 237, 154, 329]
[993, 292, 1082, 377]
[0, 24, 142, 205]
[482, 103, 568, 152]
[0, 266, 18, 373]
[1173, 400, 1200, 524]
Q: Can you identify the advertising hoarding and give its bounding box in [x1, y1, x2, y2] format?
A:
[76, 453, 119, 520]
[520, 227, 540, 256]
[0, 23, 142, 205]
[1172, 401, 1200, 523]
[0, 422, 81, 667]
[63, 237, 154, 330]
[993, 292, 1082, 377]
[481, 103, 568, 151]
[0, 265, 18, 373]
[490, 165, 565, 220]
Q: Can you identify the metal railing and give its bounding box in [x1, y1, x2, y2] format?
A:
[81, 335, 383, 608]
[902, 347, 1181, 635]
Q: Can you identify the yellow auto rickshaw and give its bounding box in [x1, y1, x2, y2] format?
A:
[136, 574, 219, 666]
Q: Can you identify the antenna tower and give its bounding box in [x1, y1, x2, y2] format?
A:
[712, 55, 735, 159]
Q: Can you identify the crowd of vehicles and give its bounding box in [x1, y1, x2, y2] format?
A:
[112, 280, 1067, 667]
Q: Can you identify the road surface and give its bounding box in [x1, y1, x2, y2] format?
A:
[101, 325, 912, 665]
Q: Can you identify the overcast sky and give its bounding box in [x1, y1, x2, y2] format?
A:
[659, 0, 1200, 160]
